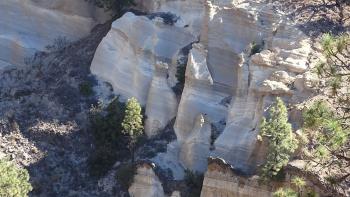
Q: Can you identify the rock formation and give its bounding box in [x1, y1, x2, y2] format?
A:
[200, 157, 327, 197]
[2, 0, 348, 196]
[129, 162, 165, 197]
[91, 0, 315, 176]
[91, 11, 197, 136]
[0, 0, 108, 68]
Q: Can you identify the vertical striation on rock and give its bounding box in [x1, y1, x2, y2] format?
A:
[91, 0, 316, 177]
[91, 11, 198, 136]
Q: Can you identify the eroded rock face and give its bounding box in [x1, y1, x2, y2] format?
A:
[0, 0, 108, 68]
[91, 0, 315, 175]
[200, 158, 271, 197]
[179, 114, 211, 172]
[90, 11, 197, 136]
[200, 158, 327, 197]
[129, 163, 165, 197]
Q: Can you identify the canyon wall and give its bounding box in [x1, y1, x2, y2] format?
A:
[0, 0, 108, 68]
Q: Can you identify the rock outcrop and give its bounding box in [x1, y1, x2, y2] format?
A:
[0, 0, 108, 68]
[129, 163, 165, 197]
[200, 157, 272, 197]
[200, 158, 327, 197]
[91, 0, 315, 176]
[91, 11, 197, 136]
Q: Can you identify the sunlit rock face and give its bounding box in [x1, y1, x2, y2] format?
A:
[90, 12, 198, 136]
[91, 0, 314, 175]
[200, 158, 272, 197]
[200, 158, 327, 197]
[0, 0, 108, 68]
[175, 0, 312, 174]
[128, 163, 165, 197]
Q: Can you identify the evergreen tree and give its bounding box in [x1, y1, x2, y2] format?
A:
[121, 97, 144, 163]
[302, 101, 349, 183]
[307, 33, 350, 185]
[0, 159, 32, 197]
[260, 97, 298, 179]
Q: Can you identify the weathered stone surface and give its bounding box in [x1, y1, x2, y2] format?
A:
[129, 163, 165, 197]
[200, 158, 327, 197]
[91, 12, 197, 136]
[179, 114, 211, 172]
[0, 0, 108, 68]
[200, 157, 272, 197]
[92, 0, 313, 177]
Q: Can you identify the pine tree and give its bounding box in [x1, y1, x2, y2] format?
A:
[302, 101, 349, 183]
[121, 97, 143, 163]
[260, 97, 298, 179]
[306, 33, 350, 185]
[0, 159, 32, 197]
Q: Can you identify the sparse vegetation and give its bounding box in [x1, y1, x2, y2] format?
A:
[259, 97, 298, 180]
[147, 12, 179, 25]
[45, 36, 70, 52]
[184, 169, 204, 197]
[0, 159, 32, 197]
[88, 97, 128, 177]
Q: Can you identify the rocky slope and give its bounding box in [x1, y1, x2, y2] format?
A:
[0, 20, 114, 196]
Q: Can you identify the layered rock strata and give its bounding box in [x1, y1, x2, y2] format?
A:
[129, 162, 165, 197]
[200, 158, 326, 197]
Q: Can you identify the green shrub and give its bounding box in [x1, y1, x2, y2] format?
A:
[115, 164, 136, 190]
[184, 169, 204, 197]
[88, 145, 118, 177]
[303, 101, 348, 161]
[79, 81, 94, 97]
[88, 98, 128, 177]
[0, 159, 32, 197]
[260, 97, 298, 180]
[302, 101, 333, 129]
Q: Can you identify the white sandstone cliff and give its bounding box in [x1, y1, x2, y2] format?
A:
[91, 0, 315, 177]
[0, 0, 108, 68]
